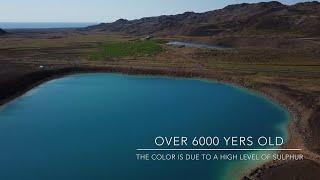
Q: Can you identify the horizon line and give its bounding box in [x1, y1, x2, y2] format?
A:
[0, 22, 99, 23]
[0, 1, 314, 24]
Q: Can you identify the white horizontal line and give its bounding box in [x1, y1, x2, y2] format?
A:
[136, 148, 302, 151]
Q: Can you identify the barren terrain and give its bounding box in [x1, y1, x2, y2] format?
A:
[0, 1, 320, 179]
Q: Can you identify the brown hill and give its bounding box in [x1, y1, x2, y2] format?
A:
[86, 1, 320, 36]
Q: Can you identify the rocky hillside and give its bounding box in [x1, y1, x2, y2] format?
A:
[86, 1, 320, 36]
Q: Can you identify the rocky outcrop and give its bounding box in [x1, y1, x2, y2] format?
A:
[86, 1, 320, 36]
[0, 29, 6, 35]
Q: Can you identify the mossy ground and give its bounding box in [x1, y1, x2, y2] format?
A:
[90, 40, 162, 60]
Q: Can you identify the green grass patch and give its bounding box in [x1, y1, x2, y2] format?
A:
[90, 40, 162, 60]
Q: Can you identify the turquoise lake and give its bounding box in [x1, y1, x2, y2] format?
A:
[0, 73, 289, 180]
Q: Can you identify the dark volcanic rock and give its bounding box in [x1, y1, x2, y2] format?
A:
[0, 29, 6, 35]
[86, 1, 320, 36]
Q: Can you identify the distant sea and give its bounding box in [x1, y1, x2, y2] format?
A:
[0, 22, 97, 29]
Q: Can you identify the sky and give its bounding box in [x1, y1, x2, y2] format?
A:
[0, 0, 310, 23]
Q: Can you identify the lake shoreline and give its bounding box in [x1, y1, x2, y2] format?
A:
[0, 64, 318, 179]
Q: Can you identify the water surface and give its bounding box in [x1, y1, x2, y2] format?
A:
[0, 73, 288, 180]
[0, 22, 97, 29]
[167, 41, 230, 49]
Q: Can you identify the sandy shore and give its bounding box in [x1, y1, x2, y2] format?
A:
[0, 64, 319, 179]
